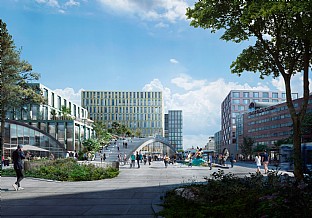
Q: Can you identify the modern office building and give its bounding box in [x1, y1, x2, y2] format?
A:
[4, 83, 94, 156]
[237, 94, 312, 152]
[164, 110, 183, 151]
[214, 130, 222, 154]
[81, 91, 164, 137]
[221, 90, 298, 156]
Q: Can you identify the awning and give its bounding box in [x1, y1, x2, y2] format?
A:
[5, 145, 50, 152]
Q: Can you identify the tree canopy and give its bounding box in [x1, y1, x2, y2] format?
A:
[187, 0, 311, 179]
[0, 19, 44, 157]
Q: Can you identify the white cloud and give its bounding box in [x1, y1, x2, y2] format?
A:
[65, 0, 80, 7]
[271, 73, 312, 97]
[96, 0, 189, 23]
[170, 58, 179, 64]
[53, 87, 84, 106]
[36, 0, 60, 7]
[171, 74, 205, 90]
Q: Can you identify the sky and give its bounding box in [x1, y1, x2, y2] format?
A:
[1, 0, 309, 149]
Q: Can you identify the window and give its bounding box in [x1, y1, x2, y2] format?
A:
[243, 99, 250, 105]
[253, 92, 259, 98]
[243, 92, 249, 98]
[238, 105, 245, 111]
[262, 99, 269, 102]
[262, 92, 269, 98]
[233, 99, 240, 104]
[232, 92, 240, 98]
[272, 92, 278, 98]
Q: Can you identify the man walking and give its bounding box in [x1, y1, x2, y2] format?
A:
[12, 144, 28, 191]
[262, 150, 269, 174]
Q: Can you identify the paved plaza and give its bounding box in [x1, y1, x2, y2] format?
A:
[1, 161, 293, 217]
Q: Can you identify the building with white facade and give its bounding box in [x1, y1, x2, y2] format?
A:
[81, 91, 164, 137]
[5, 83, 94, 153]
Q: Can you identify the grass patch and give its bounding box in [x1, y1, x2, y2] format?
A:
[2, 158, 119, 181]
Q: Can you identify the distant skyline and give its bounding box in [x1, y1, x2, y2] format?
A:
[1, 0, 309, 148]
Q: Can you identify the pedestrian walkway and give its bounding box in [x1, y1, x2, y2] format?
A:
[1, 161, 293, 217]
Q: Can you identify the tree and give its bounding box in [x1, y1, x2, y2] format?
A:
[187, 0, 311, 180]
[0, 19, 44, 158]
[82, 138, 101, 155]
[240, 137, 254, 160]
[61, 105, 72, 119]
[93, 121, 112, 147]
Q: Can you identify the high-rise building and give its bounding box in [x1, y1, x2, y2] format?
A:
[221, 90, 298, 156]
[81, 91, 164, 137]
[164, 110, 183, 151]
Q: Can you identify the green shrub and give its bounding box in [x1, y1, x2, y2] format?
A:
[2, 158, 119, 181]
[158, 170, 312, 218]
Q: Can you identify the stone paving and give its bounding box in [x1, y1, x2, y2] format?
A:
[1, 161, 293, 218]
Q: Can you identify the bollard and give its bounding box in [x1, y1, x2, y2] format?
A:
[24, 161, 31, 172]
[111, 161, 119, 170]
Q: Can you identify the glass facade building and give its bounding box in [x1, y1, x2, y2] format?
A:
[81, 91, 164, 137]
[3, 120, 66, 158]
[165, 110, 183, 151]
[5, 83, 94, 154]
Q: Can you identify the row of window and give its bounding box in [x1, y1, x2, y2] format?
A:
[248, 105, 290, 118]
[232, 98, 282, 105]
[232, 91, 288, 98]
[82, 91, 162, 99]
[90, 113, 162, 122]
[248, 122, 292, 132]
[86, 106, 161, 114]
[248, 114, 291, 125]
[43, 88, 87, 119]
[250, 131, 292, 140]
[82, 98, 162, 107]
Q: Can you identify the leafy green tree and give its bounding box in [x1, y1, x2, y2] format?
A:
[240, 137, 254, 160]
[93, 121, 112, 147]
[187, 0, 311, 180]
[61, 105, 72, 119]
[0, 19, 44, 157]
[82, 138, 101, 154]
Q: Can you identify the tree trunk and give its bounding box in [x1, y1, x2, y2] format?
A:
[0, 110, 5, 159]
[292, 116, 304, 180]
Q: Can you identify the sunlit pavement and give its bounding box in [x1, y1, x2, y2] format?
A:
[1, 161, 293, 217]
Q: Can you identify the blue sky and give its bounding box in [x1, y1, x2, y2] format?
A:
[1, 0, 308, 148]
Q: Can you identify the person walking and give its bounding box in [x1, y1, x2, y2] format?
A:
[136, 151, 140, 168]
[208, 154, 213, 170]
[148, 154, 152, 165]
[130, 153, 135, 168]
[255, 152, 262, 174]
[229, 154, 235, 168]
[262, 150, 269, 174]
[164, 153, 169, 168]
[12, 144, 28, 191]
